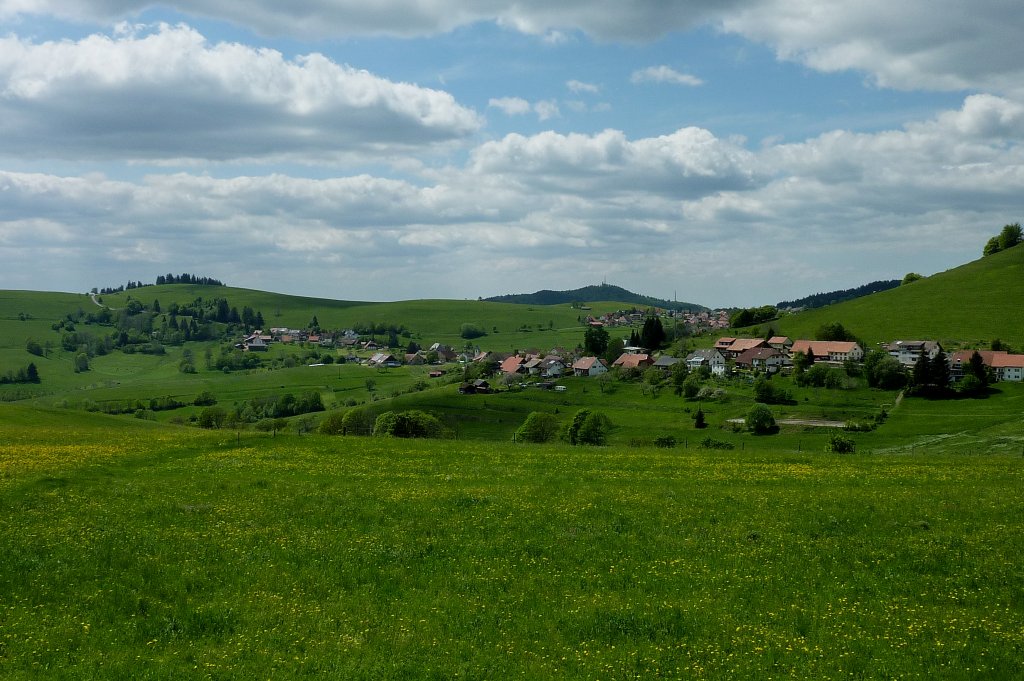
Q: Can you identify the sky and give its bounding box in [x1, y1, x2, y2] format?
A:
[1, 2, 1023, 307]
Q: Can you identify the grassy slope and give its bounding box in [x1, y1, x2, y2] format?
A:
[775, 245, 1024, 348]
[94, 285, 629, 349]
[1, 405, 1022, 679]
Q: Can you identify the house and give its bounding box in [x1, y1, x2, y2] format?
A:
[948, 349, 1024, 383]
[652, 355, 681, 372]
[523, 357, 544, 375]
[885, 340, 941, 367]
[571, 356, 609, 377]
[714, 337, 766, 358]
[685, 349, 727, 376]
[500, 355, 527, 375]
[791, 340, 864, 363]
[735, 347, 786, 373]
[405, 353, 427, 366]
[991, 353, 1024, 382]
[244, 336, 269, 352]
[612, 353, 653, 370]
[767, 336, 793, 352]
[540, 358, 566, 378]
[367, 352, 399, 367]
[459, 379, 491, 395]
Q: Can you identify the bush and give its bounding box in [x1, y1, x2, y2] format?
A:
[197, 406, 227, 429]
[746, 403, 777, 435]
[515, 412, 560, 443]
[339, 409, 376, 436]
[826, 431, 856, 454]
[193, 390, 217, 406]
[460, 323, 486, 340]
[373, 410, 446, 438]
[699, 436, 735, 450]
[654, 436, 676, 448]
[563, 409, 612, 445]
[318, 410, 348, 435]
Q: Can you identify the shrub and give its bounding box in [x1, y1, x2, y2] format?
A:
[515, 412, 560, 443]
[197, 406, 227, 429]
[373, 410, 446, 438]
[746, 403, 777, 435]
[699, 436, 735, 450]
[563, 409, 612, 445]
[826, 431, 856, 454]
[193, 390, 217, 406]
[654, 436, 676, 448]
[341, 408, 376, 435]
[318, 410, 347, 435]
[693, 407, 707, 429]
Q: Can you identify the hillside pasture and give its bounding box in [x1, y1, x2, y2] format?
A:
[0, 405, 1021, 679]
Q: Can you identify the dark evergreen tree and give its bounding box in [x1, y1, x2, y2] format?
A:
[640, 317, 667, 350]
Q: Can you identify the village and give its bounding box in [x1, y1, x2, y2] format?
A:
[235, 316, 1024, 394]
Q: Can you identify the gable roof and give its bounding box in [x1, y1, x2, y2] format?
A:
[612, 353, 651, 369]
[572, 356, 606, 371]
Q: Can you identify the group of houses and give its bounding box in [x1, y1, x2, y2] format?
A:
[236, 322, 1024, 387]
[584, 308, 732, 334]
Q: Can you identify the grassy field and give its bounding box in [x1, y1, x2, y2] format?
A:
[1, 405, 1022, 679]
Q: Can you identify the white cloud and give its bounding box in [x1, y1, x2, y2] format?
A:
[488, 97, 532, 116]
[630, 65, 703, 87]
[567, 79, 599, 94]
[533, 100, 560, 121]
[0, 0, 734, 40]
[0, 23, 481, 163]
[720, 0, 1024, 96]
[6, 1, 1023, 98]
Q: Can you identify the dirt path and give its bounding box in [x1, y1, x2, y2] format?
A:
[729, 418, 846, 428]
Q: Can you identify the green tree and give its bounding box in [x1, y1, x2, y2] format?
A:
[25, 339, 43, 357]
[901, 272, 923, 285]
[693, 406, 706, 429]
[863, 350, 905, 390]
[639, 317, 667, 350]
[968, 350, 989, 386]
[25, 362, 39, 383]
[816, 321, 855, 342]
[197, 406, 227, 429]
[341, 408, 376, 436]
[515, 412, 560, 443]
[373, 410, 445, 438]
[746, 404, 776, 435]
[73, 352, 89, 373]
[576, 411, 611, 445]
[460, 323, 486, 339]
[583, 325, 610, 356]
[998, 222, 1022, 250]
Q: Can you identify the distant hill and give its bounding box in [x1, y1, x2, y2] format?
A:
[776, 245, 1024, 348]
[484, 284, 707, 311]
[777, 280, 900, 310]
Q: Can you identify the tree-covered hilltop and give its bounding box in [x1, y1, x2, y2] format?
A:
[484, 283, 707, 311]
[776, 279, 900, 310]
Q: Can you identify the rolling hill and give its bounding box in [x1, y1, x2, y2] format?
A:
[775, 244, 1024, 349]
[483, 283, 707, 311]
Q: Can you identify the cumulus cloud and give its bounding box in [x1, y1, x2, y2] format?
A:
[630, 66, 704, 87]
[489, 97, 560, 121]
[0, 23, 482, 163]
[720, 0, 1024, 96]
[3, 94, 1024, 304]
[0, 0, 735, 40]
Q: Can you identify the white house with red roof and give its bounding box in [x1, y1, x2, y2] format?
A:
[790, 340, 864, 363]
[572, 356, 609, 377]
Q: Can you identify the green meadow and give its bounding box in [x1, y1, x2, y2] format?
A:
[1, 406, 1022, 679]
[3, 254, 1024, 678]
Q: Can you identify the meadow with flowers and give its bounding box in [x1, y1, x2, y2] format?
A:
[1, 404, 1022, 679]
